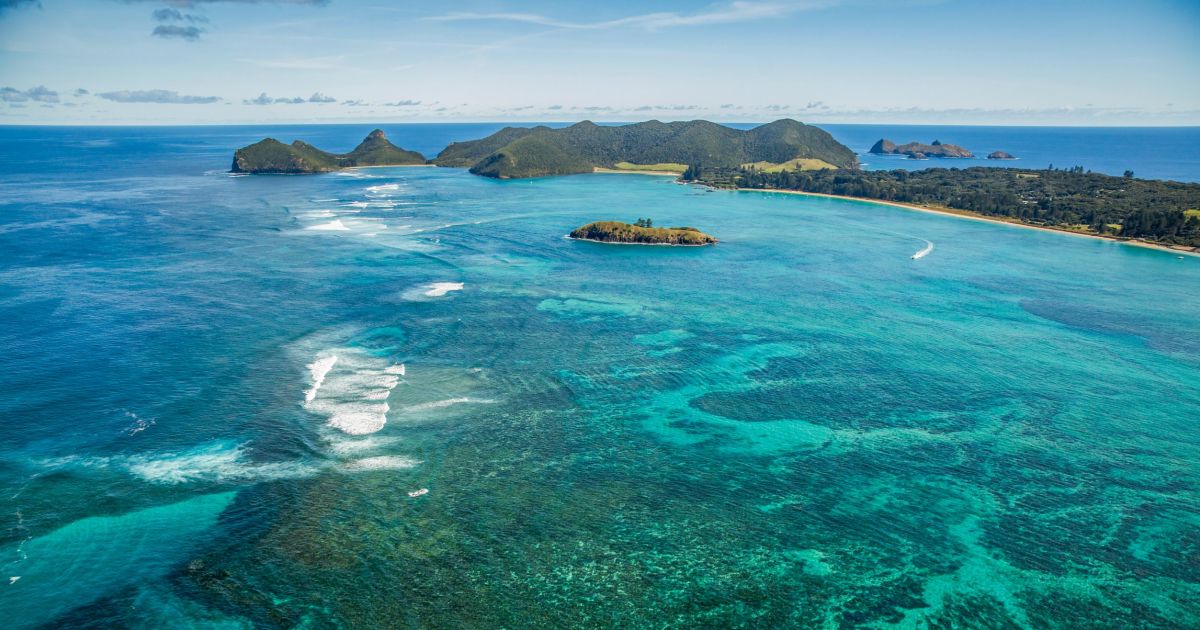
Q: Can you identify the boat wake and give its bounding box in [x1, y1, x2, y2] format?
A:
[911, 240, 934, 260]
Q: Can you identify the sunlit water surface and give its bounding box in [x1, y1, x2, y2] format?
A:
[1, 126, 1198, 628]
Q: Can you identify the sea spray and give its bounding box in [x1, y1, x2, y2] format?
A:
[304, 355, 338, 403]
[302, 350, 406, 435]
[911, 240, 934, 259]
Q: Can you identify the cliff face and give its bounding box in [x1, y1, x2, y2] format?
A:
[869, 138, 974, 159]
[231, 130, 426, 174]
[869, 139, 896, 154]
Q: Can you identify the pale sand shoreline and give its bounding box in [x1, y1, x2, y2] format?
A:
[732, 187, 1200, 258]
[344, 164, 436, 170]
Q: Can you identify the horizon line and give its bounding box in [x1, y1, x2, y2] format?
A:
[2, 120, 1198, 129]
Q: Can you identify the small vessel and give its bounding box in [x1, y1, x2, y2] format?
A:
[408, 488, 429, 498]
[911, 240, 934, 260]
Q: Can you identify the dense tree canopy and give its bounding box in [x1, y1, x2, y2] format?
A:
[684, 166, 1200, 247]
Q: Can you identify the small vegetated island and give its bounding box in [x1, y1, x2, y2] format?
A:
[569, 219, 717, 246]
[231, 129, 426, 173]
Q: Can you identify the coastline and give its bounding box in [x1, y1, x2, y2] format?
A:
[731, 187, 1200, 258]
[592, 167, 684, 177]
[565, 235, 715, 247]
[344, 164, 437, 170]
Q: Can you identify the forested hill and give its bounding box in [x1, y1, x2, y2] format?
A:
[231, 129, 426, 174]
[683, 165, 1200, 248]
[432, 119, 858, 178]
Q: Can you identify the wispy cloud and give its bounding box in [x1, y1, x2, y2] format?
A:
[152, 8, 208, 23]
[245, 92, 299, 105]
[383, 99, 421, 107]
[140, 0, 327, 40]
[1, 85, 59, 103]
[244, 92, 335, 105]
[153, 24, 203, 40]
[98, 89, 219, 104]
[425, 1, 841, 31]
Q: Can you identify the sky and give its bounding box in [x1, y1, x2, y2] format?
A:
[1, 0, 1198, 125]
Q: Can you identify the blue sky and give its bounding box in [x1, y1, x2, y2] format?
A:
[1, 0, 1198, 125]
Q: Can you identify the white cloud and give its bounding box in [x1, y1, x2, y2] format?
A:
[426, 1, 842, 31]
[98, 89, 219, 104]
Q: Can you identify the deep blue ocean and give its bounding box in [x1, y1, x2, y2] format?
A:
[1, 123, 1198, 628]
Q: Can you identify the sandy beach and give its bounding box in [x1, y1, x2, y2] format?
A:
[732, 187, 1200, 258]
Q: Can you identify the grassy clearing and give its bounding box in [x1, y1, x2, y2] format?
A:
[741, 158, 838, 173]
[610, 162, 690, 173]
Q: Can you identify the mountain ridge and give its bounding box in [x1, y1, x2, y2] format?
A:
[433, 119, 858, 178]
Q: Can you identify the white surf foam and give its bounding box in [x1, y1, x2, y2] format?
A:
[125, 443, 317, 484]
[304, 355, 338, 403]
[302, 351, 406, 435]
[308, 219, 350, 231]
[911, 240, 934, 260]
[403, 397, 495, 412]
[366, 183, 401, 193]
[325, 435, 404, 456]
[341, 455, 420, 471]
[424, 282, 464, 297]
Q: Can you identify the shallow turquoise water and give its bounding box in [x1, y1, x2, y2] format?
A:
[1, 127, 1199, 627]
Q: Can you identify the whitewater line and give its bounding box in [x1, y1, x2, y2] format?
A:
[304, 355, 338, 403]
[911, 240, 934, 260]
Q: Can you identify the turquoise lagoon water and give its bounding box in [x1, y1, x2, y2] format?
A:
[1, 126, 1199, 627]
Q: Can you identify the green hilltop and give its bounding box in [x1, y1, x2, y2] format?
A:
[569, 221, 718, 246]
[231, 129, 426, 174]
[432, 119, 858, 179]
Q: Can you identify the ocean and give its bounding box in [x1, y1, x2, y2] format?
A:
[1, 124, 1198, 627]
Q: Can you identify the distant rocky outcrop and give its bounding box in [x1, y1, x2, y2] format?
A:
[231, 129, 426, 174]
[987, 151, 1016, 160]
[869, 138, 973, 159]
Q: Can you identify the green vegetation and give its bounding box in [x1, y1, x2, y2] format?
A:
[432, 126, 546, 168]
[569, 221, 717, 245]
[432, 119, 858, 179]
[608, 162, 690, 173]
[741, 158, 838, 172]
[232, 129, 426, 174]
[683, 165, 1200, 248]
